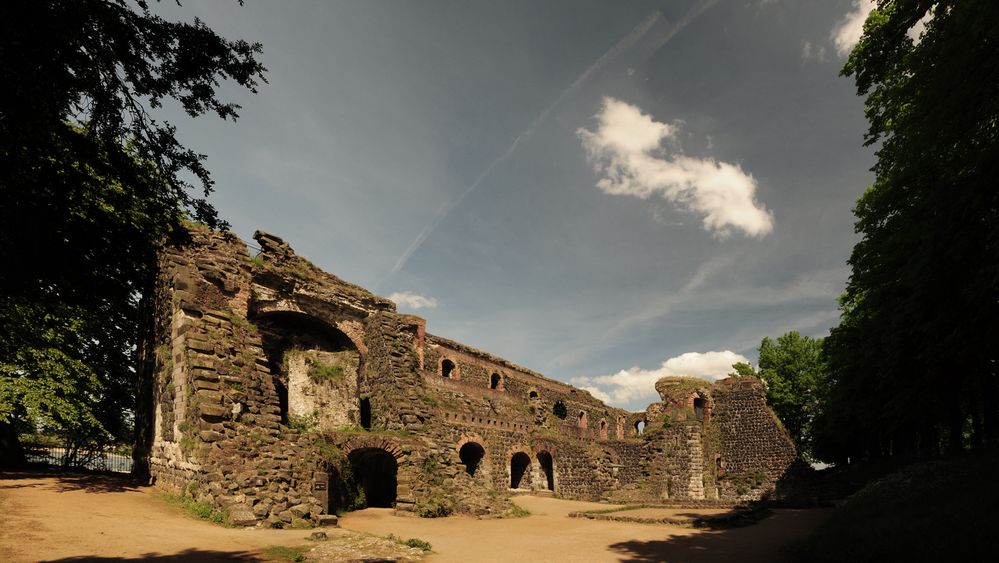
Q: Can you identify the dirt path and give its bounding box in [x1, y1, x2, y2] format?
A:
[0, 471, 412, 562]
[1, 471, 831, 562]
[339, 496, 832, 563]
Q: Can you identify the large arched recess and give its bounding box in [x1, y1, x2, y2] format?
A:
[252, 310, 362, 422]
[348, 447, 398, 508]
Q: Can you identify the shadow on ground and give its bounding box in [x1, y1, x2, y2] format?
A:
[42, 549, 263, 562]
[0, 470, 146, 494]
[608, 509, 827, 563]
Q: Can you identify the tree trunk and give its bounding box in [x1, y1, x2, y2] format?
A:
[0, 419, 25, 468]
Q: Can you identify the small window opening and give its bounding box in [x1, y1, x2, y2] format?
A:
[360, 397, 371, 430]
[441, 359, 455, 378]
[578, 410, 588, 429]
[529, 390, 539, 399]
[599, 419, 608, 439]
[694, 397, 706, 421]
[490, 373, 502, 390]
[636, 420, 646, 436]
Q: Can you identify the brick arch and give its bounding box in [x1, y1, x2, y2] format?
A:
[252, 301, 369, 358]
[455, 433, 487, 455]
[601, 446, 620, 465]
[533, 442, 557, 461]
[438, 356, 460, 380]
[342, 436, 407, 460]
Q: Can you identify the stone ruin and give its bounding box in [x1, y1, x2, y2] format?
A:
[134, 225, 798, 526]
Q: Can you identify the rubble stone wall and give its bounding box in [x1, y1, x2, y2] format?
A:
[142, 226, 799, 526]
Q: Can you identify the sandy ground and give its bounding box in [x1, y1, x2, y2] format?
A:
[603, 507, 734, 520]
[340, 496, 832, 563]
[0, 471, 413, 562]
[1, 470, 832, 562]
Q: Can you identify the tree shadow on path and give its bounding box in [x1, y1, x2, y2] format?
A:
[1, 469, 146, 494]
[608, 508, 833, 563]
[42, 548, 263, 562]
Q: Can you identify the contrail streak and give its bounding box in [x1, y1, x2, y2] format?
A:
[380, 1, 718, 286]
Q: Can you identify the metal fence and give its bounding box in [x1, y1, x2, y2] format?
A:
[23, 446, 133, 474]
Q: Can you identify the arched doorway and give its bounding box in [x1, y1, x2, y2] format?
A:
[537, 451, 555, 491]
[510, 452, 531, 489]
[459, 442, 485, 477]
[348, 448, 397, 508]
[490, 373, 502, 390]
[441, 359, 456, 378]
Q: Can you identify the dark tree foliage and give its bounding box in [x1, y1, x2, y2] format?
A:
[0, 0, 265, 467]
[815, 0, 999, 463]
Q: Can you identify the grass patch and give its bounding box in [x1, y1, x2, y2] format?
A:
[261, 545, 310, 562]
[307, 359, 344, 382]
[509, 504, 531, 517]
[161, 493, 232, 527]
[385, 534, 433, 552]
[791, 452, 999, 562]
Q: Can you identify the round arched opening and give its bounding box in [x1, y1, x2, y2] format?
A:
[529, 390, 539, 400]
[459, 442, 485, 477]
[599, 419, 608, 439]
[441, 359, 456, 378]
[490, 373, 502, 390]
[510, 452, 531, 489]
[537, 451, 555, 491]
[348, 448, 398, 508]
[578, 410, 588, 428]
[694, 397, 706, 421]
[635, 420, 646, 436]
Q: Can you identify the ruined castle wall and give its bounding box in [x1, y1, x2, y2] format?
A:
[147, 227, 801, 525]
[711, 377, 797, 501]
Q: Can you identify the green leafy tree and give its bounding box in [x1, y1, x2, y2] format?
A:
[757, 332, 827, 459]
[818, 0, 998, 462]
[0, 0, 265, 468]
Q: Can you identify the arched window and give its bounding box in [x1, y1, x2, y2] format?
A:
[578, 410, 588, 429]
[529, 390, 539, 400]
[694, 397, 706, 421]
[636, 420, 646, 436]
[459, 442, 485, 477]
[490, 373, 502, 390]
[510, 452, 531, 489]
[616, 416, 625, 439]
[537, 451, 555, 491]
[441, 359, 455, 378]
[599, 419, 608, 439]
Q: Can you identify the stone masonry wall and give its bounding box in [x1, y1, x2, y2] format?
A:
[146, 227, 801, 527]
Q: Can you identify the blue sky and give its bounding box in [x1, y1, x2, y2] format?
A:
[157, 0, 877, 411]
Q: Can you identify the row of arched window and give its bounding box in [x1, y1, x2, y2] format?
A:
[438, 356, 644, 439]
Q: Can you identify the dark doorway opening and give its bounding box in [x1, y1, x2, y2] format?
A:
[694, 397, 706, 421]
[348, 448, 397, 508]
[636, 420, 646, 436]
[459, 442, 485, 476]
[359, 397, 371, 430]
[441, 359, 455, 378]
[510, 452, 531, 489]
[490, 373, 501, 390]
[537, 451, 554, 491]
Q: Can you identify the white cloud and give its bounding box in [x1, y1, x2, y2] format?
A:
[831, 2, 931, 56]
[801, 40, 827, 62]
[571, 350, 751, 408]
[832, 0, 875, 57]
[388, 291, 438, 310]
[578, 98, 773, 238]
